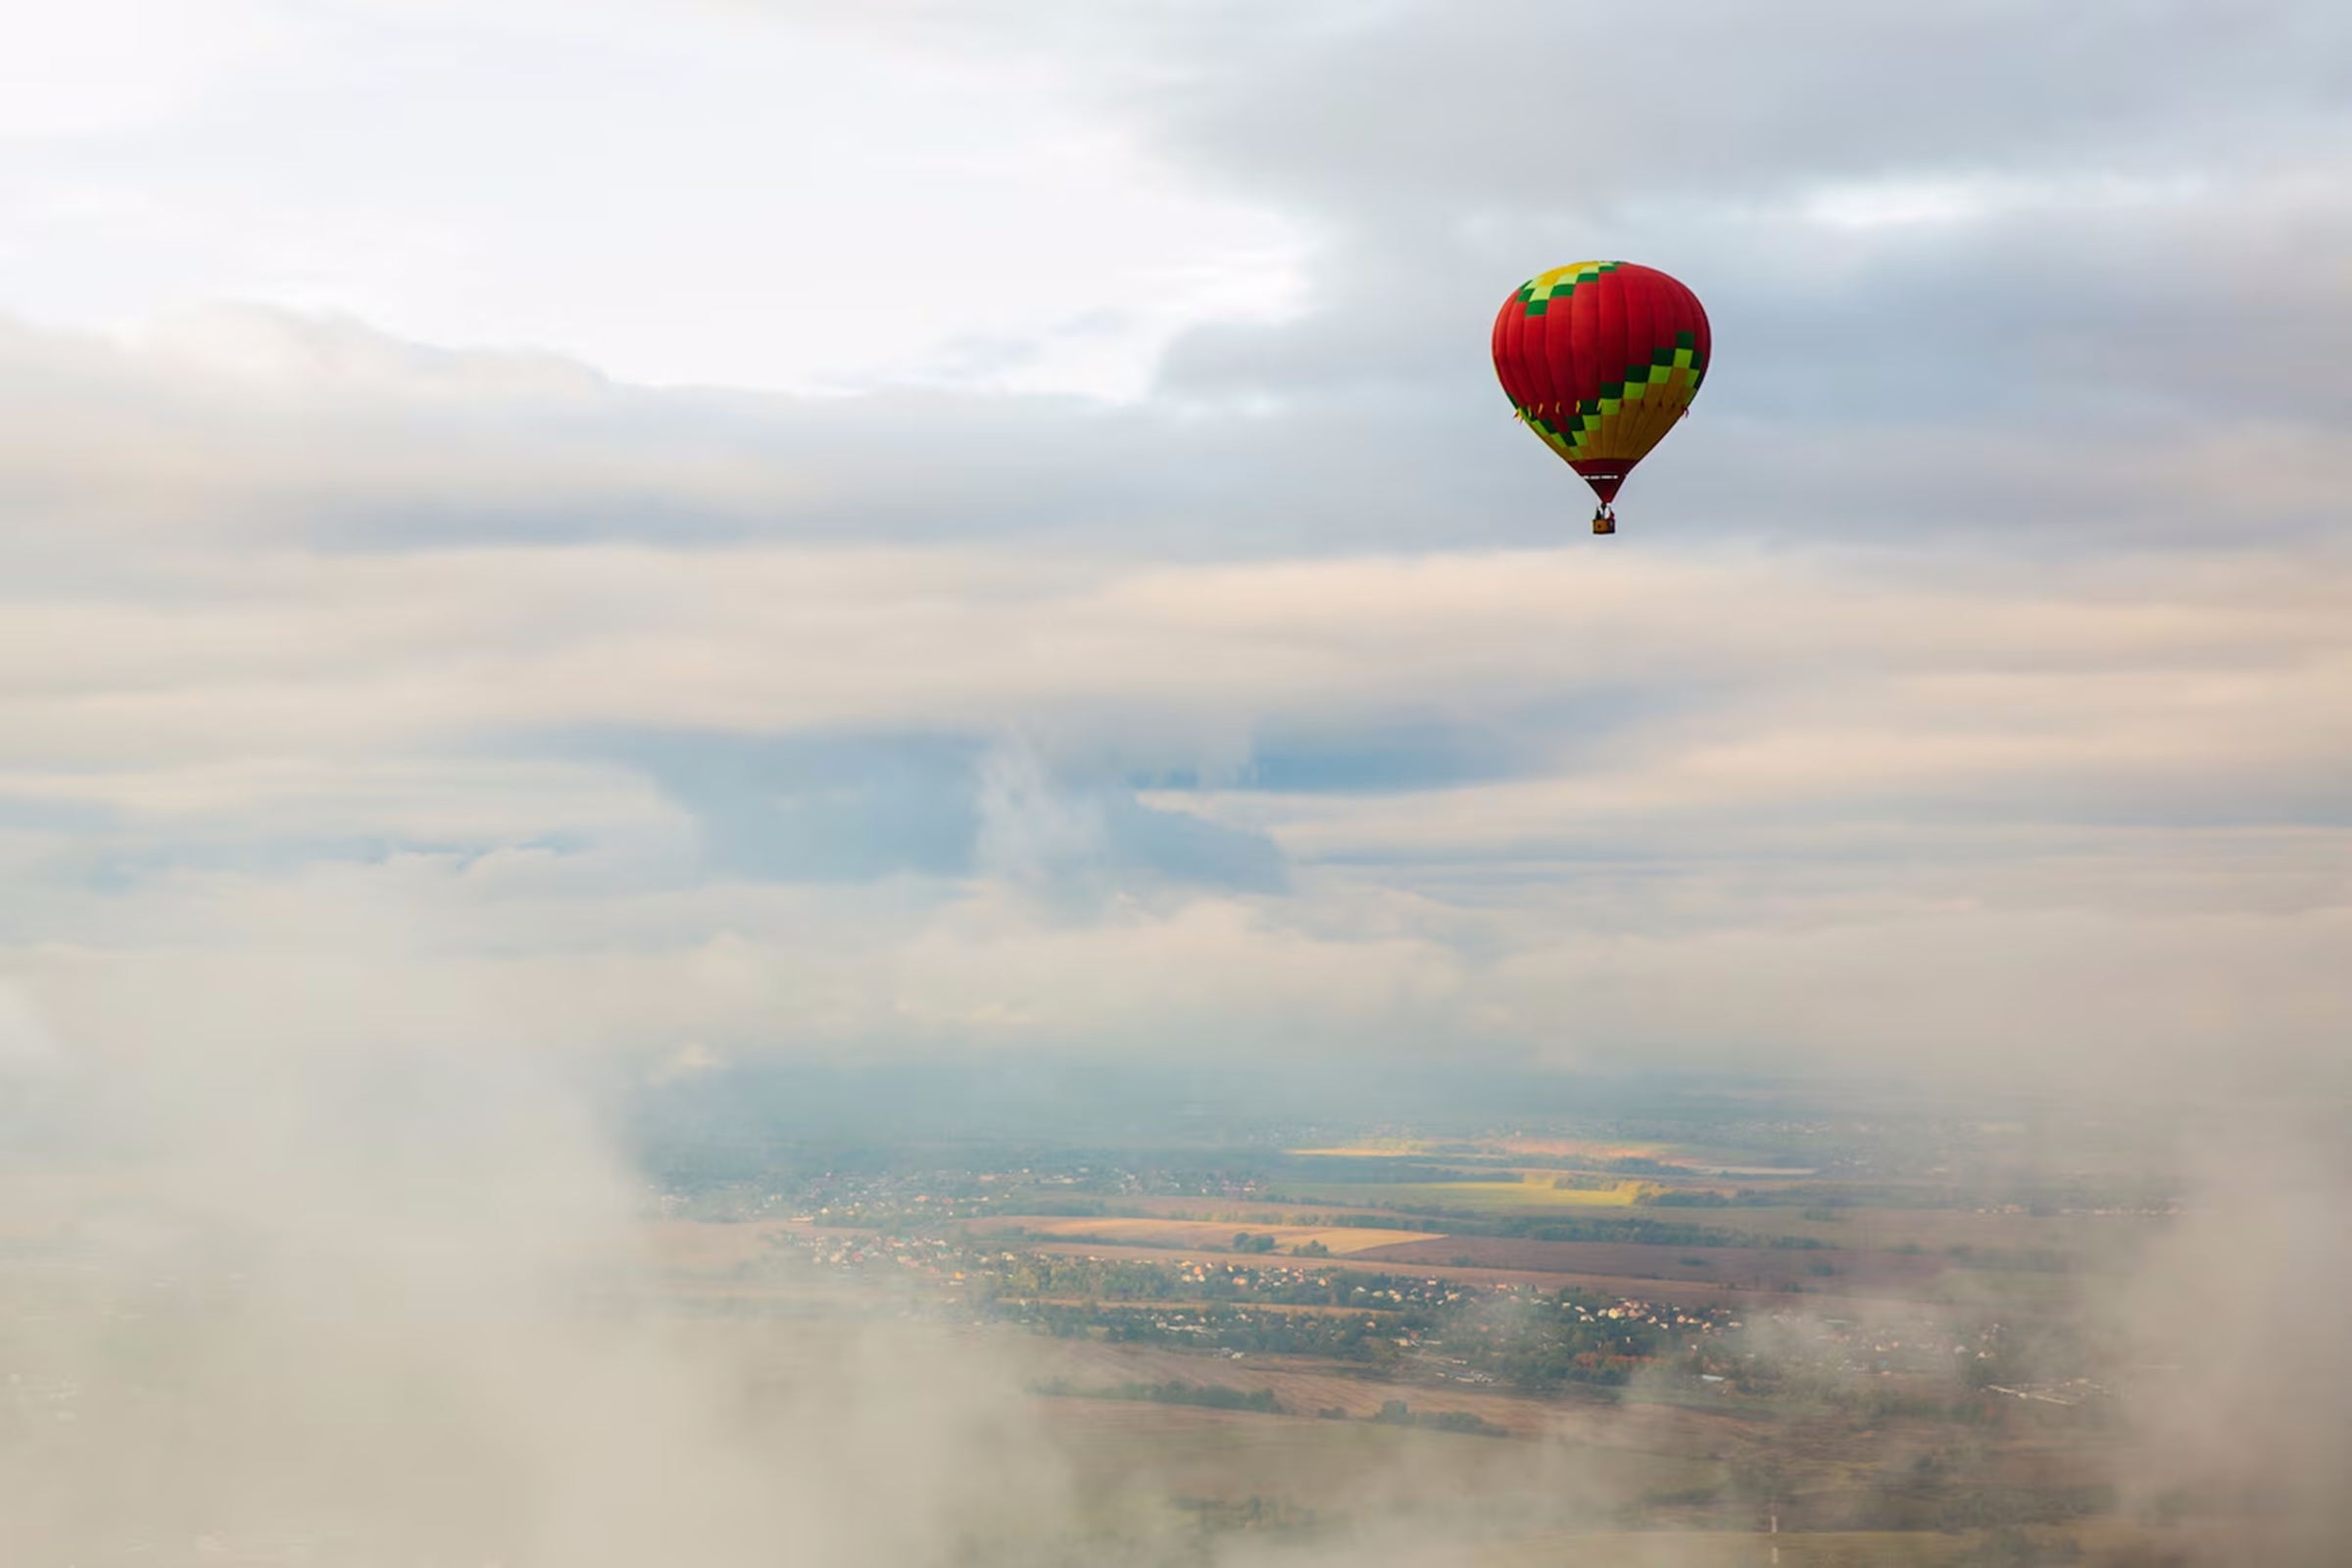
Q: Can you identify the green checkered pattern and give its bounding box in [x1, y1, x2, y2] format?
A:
[1518, 330, 1706, 460]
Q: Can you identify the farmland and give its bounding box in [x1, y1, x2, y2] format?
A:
[594, 1070, 2263, 1566]
[1, 1071, 2257, 1565]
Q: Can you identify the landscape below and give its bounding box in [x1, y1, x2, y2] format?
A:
[613, 1070, 2235, 1566]
[0, 1068, 2293, 1565]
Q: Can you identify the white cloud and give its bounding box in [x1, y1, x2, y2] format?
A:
[0, 3, 1306, 397]
[1796, 172, 2209, 231]
[0, 0, 289, 139]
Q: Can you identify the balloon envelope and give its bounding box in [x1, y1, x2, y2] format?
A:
[1491, 261, 1710, 508]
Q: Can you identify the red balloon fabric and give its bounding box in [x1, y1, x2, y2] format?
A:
[1491, 261, 1711, 508]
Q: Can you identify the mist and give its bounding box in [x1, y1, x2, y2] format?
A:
[0, 953, 1086, 1566]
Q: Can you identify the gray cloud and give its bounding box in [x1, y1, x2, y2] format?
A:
[1, 0, 2348, 1089]
[1152, 0, 2352, 214]
[2, 311, 2344, 1078]
[614, 730, 1286, 892]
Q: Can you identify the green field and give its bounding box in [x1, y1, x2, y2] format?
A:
[1266, 1177, 1655, 1212]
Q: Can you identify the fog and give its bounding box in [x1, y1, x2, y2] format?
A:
[9, 934, 2349, 1562]
[2102, 1127, 2352, 1565]
[0, 951, 1091, 1565]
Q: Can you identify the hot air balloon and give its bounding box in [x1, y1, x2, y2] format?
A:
[1492, 261, 1710, 534]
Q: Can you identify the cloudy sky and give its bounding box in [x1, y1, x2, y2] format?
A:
[3, 0, 2348, 1091]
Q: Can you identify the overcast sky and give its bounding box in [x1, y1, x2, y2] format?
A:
[2, 0, 2347, 1093]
